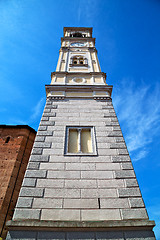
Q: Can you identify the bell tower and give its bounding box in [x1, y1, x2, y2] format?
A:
[47, 27, 111, 101]
[7, 27, 155, 240]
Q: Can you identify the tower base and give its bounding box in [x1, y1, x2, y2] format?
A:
[6, 220, 156, 240]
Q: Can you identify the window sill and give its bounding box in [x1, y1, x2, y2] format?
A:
[64, 153, 97, 156]
[69, 64, 88, 67]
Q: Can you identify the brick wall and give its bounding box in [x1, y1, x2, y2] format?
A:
[0, 125, 36, 239]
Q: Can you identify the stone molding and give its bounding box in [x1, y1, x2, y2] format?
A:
[46, 84, 112, 100]
[51, 71, 106, 78]
[61, 37, 95, 45]
[7, 220, 155, 231]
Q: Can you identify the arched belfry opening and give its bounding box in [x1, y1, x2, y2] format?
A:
[70, 55, 88, 66]
[73, 32, 83, 37]
[70, 32, 86, 38]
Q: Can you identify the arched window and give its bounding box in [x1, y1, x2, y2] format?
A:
[69, 32, 87, 38]
[5, 136, 10, 143]
[72, 32, 83, 37]
[79, 57, 84, 64]
[73, 57, 78, 64]
[70, 56, 88, 67]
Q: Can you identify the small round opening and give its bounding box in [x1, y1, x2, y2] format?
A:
[75, 78, 83, 83]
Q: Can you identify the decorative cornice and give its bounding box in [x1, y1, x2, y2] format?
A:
[7, 219, 155, 231]
[45, 84, 112, 92]
[61, 37, 96, 45]
[63, 27, 93, 34]
[45, 84, 113, 99]
[60, 47, 97, 52]
[51, 72, 106, 78]
[69, 63, 88, 67]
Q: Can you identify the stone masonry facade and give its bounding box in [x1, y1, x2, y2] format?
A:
[13, 99, 148, 221]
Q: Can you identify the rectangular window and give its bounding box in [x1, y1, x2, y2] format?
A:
[65, 127, 97, 155]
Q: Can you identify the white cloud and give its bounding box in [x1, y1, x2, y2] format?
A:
[6, 118, 27, 126]
[77, 0, 99, 25]
[113, 79, 160, 161]
[4, 97, 45, 128]
[132, 150, 148, 162]
[29, 97, 45, 122]
[77, 1, 82, 24]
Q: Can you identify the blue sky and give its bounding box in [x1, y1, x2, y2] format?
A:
[0, 0, 160, 238]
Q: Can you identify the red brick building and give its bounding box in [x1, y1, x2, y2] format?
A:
[0, 125, 36, 239]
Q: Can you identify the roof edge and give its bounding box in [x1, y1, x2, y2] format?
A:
[0, 125, 36, 134]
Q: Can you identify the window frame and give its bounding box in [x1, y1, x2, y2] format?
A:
[64, 126, 97, 156]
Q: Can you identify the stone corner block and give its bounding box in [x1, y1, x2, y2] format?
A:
[34, 142, 51, 148]
[118, 188, 141, 198]
[115, 170, 135, 179]
[41, 121, 55, 126]
[31, 148, 43, 155]
[27, 162, 40, 170]
[120, 208, 148, 220]
[41, 116, 49, 121]
[30, 155, 49, 162]
[44, 109, 51, 113]
[42, 112, 56, 117]
[125, 179, 138, 188]
[128, 198, 145, 208]
[22, 178, 36, 187]
[19, 187, 44, 197]
[38, 126, 47, 131]
[112, 156, 130, 162]
[37, 131, 53, 136]
[16, 197, 33, 208]
[52, 105, 58, 109]
[13, 209, 40, 220]
[34, 136, 45, 142]
[25, 170, 47, 178]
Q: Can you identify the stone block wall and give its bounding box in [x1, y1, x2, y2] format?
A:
[6, 230, 156, 240]
[13, 99, 149, 222]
